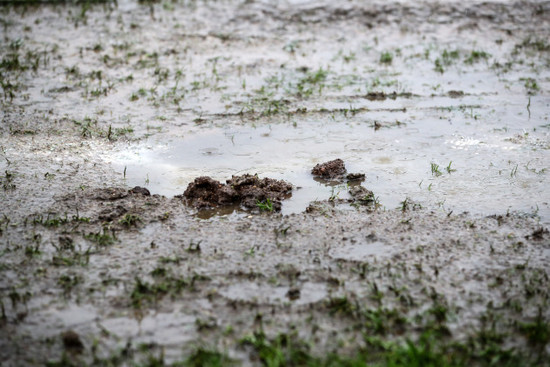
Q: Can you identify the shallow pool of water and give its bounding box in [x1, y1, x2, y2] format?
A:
[112, 94, 549, 222]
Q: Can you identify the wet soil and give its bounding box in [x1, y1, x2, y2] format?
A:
[61, 330, 84, 353]
[311, 159, 347, 179]
[183, 174, 292, 211]
[311, 158, 366, 182]
[1, 0, 550, 366]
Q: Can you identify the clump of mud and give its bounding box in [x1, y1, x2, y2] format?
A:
[311, 159, 365, 181]
[129, 186, 151, 196]
[61, 330, 84, 353]
[349, 185, 375, 204]
[311, 159, 346, 179]
[183, 174, 293, 211]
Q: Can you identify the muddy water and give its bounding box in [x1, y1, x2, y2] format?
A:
[86, 0, 550, 222]
[113, 94, 549, 220]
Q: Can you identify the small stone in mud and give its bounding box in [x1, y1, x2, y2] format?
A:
[129, 186, 150, 196]
[62, 330, 84, 352]
[286, 287, 301, 301]
[183, 174, 292, 211]
[311, 159, 346, 179]
[447, 90, 465, 98]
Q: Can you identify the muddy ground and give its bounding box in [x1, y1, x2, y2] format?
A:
[1, 0, 550, 366]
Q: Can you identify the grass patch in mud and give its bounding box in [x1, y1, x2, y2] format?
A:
[42, 215, 550, 367]
[237, 310, 546, 366]
[46, 325, 547, 367]
[84, 227, 116, 247]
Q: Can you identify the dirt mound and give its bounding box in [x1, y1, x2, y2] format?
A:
[129, 186, 151, 196]
[311, 159, 365, 181]
[349, 185, 374, 204]
[311, 159, 346, 179]
[183, 174, 293, 211]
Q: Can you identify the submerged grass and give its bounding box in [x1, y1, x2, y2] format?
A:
[237, 329, 534, 367]
[130, 272, 209, 308]
[464, 50, 490, 65]
[434, 49, 460, 73]
[182, 347, 235, 367]
[84, 227, 116, 246]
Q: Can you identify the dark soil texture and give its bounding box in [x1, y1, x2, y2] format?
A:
[311, 159, 347, 179]
[183, 174, 293, 211]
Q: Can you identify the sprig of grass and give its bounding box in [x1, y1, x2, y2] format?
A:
[446, 161, 456, 174]
[256, 198, 273, 212]
[431, 161, 456, 176]
[431, 163, 442, 177]
[380, 51, 393, 64]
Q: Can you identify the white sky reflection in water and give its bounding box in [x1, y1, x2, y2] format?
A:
[113, 98, 549, 223]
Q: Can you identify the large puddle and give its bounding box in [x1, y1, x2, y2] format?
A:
[112, 95, 549, 222]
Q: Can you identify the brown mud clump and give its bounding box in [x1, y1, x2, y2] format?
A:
[129, 186, 151, 196]
[349, 186, 375, 205]
[183, 174, 292, 211]
[311, 159, 365, 181]
[61, 330, 84, 353]
[311, 159, 346, 179]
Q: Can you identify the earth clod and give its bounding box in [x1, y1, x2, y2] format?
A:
[183, 174, 293, 211]
[311, 159, 347, 179]
[311, 159, 365, 182]
[349, 186, 375, 204]
[62, 330, 84, 353]
[129, 186, 151, 196]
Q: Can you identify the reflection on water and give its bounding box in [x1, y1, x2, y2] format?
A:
[112, 103, 549, 222]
